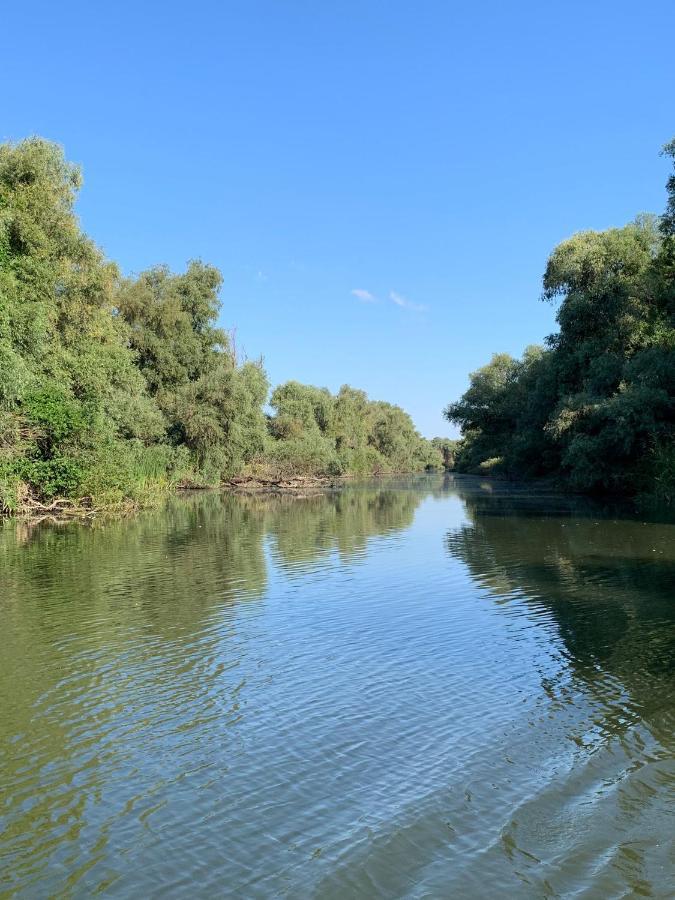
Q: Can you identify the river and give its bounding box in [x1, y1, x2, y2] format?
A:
[1, 475, 673, 897]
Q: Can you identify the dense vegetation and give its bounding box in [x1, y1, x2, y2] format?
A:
[263, 381, 440, 478]
[446, 141, 675, 503]
[0, 138, 441, 514]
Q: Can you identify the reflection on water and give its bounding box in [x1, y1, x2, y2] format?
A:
[447, 481, 675, 739]
[0, 476, 673, 897]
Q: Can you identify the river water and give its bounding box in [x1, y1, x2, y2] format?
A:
[1, 475, 673, 898]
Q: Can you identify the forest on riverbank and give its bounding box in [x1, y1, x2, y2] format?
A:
[446, 140, 675, 504]
[0, 139, 442, 515]
[3, 137, 673, 517]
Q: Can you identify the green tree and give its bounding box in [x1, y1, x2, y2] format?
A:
[0, 139, 164, 510]
[116, 262, 269, 483]
[0, 136, 448, 514]
[265, 381, 441, 477]
[430, 437, 459, 470]
[446, 143, 675, 501]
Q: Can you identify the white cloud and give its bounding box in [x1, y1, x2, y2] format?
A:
[389, 291, 427, 312]
[351, 287, 427, 312]
[352, 288, 377, 303]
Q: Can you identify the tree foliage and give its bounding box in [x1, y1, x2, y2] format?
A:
[262, 381, 442, 477]
[0, 138, 164, 510]
[430, 437, 460, 470]
[446, 146, 675, 502]
[0, 138, 437, 513]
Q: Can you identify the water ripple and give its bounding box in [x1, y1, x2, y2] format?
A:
[1, 477, 674, 897]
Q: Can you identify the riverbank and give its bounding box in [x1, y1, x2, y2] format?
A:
[226, 473, 345, 495]
[3, 469, 455, 524]
[1, 473, 347, 523]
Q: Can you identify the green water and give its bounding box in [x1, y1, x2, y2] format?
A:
[1, 476, 674, 898]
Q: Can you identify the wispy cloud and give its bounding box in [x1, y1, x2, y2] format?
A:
[351, 288, 377, 303]
[389, 291, 427, 312]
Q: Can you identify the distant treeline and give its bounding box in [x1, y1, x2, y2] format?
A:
[0, 139, 446, 514]
[446, 140, 675, 504]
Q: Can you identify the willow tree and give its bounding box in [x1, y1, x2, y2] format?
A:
[446, 139, 675, 499]
[115, 262, 269, 482]
[266, 380, 441, 477]
[0, 139, 163, 509]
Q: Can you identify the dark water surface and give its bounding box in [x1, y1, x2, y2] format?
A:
[1, 476, 674, 898]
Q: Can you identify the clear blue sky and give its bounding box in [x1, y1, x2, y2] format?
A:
[3, 1, 674, 437]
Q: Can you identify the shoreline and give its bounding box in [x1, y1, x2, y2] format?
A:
[1, 470, 445, 523]
[5, 470, 667, 526]
[224, 473, 347, 495]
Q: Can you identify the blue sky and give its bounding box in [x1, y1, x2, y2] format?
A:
[3, 1, 674, 437]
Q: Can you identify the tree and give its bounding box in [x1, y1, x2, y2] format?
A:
[116, 262, 269, 482]
[445, 143, 675, 501]
[265, 382, 441, 477]
[0, 139, 163, 509]
[430, 438, 459, 470]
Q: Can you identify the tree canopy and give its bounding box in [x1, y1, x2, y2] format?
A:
[0, 138, 440, 514]
[446, 146, 675, 503]
[263, 380, 441, 478]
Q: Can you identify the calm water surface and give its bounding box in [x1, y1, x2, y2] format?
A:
[1, 475, 674, 898]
